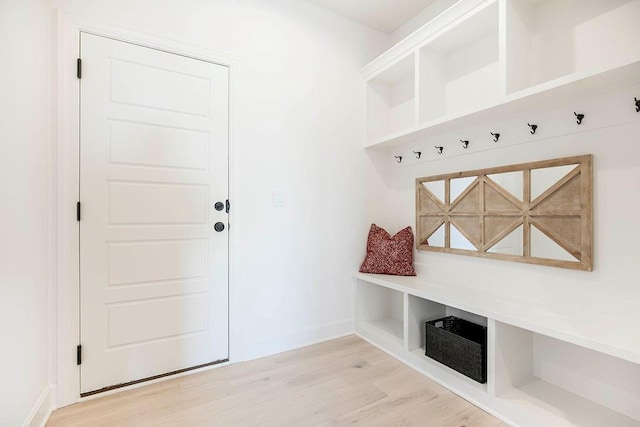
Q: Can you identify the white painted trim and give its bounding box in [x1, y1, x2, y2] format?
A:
[239, 319, 354, 362]
[364, 50, 416, 83]
[54, 10, 80, 408]
[23, 385, 56, 427]
[54, 11, 241, 407]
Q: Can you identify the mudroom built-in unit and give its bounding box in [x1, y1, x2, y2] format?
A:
[357, 0, 640, 426]
[364, 0, 640, 150]
[354, 271, 640, 426]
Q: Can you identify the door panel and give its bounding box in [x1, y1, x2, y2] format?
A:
[109, 58, 211, 116]
[107, 181, 208, 225]
[80, 33, 229, 394]
[107, 293, 208, 348]
[107, 239, 208, 286]
[109, 120, 209, 170]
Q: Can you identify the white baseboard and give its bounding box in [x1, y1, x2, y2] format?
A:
[42, 321, 353, 414]
[238, 319, 354, 362]
[49, 321, 352, 408]
[78, 322, 354, 402]
[24, 385, 56, 427]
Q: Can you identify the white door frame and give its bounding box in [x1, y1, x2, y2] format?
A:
[54, 12, 241, 407]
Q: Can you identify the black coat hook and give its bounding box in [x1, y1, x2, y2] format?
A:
[460, 139, 469, 149]
[434, 146, 443, 155]
[413, 151, 422, 159]
[574, 112, 584, 125]
[491, 132, 500, 142]
[528, 123, 538, 135]
[394, 156, 402, 163]
[635, 97, 640, 113]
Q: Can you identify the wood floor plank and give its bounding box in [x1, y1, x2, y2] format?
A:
[441, 405, 505, 427]
[332, 388, 440, 426]
[47, 335, 501, 426]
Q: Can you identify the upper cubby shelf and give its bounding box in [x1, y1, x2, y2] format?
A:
[367, 54, 416, 141]
[418, 1, 500, 123]
[364, 0, 640, 149]
[505, 0, 640, 94]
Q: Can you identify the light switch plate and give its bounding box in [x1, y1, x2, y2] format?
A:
[271, 190, 285, 207]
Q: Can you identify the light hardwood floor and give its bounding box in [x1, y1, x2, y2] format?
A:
[48, 335, 505, 426]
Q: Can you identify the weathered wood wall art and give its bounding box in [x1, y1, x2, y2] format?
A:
[416, 155, 593, 270]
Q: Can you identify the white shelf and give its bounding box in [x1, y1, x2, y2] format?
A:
[361, 0, 489, 79]
[358, 318, 404, 354]
[365, 58, 640, 149]
[354, 273, 640, 426]
[363, 0, 640, 149]
[367, 53, 416, 142]
[352, 271, 640, 367]
[492, 321, 640, 426]
[408, 348, 487, 394]
[418, 1, 500, 124]
[498, 378, 640, 427]
[369, 317, 403, 341]
[505, 0, 640, 94]
[355, 280, 405, 352]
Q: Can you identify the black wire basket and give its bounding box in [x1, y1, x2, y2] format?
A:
[425, 316, 487, 383]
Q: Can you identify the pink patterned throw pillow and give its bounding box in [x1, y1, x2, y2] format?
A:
[359, 224, 417, 276]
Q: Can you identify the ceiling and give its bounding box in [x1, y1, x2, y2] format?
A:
[304, 0, 440, 34]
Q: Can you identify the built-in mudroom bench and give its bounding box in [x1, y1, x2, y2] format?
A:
[353, 268, 640, 426]
[356, 0, 640, 425]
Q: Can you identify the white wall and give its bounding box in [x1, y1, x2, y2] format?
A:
[0, 0, 388, 421]
[51, 0, 388, 365]
[366, 90, 640, 308]
[0, 0, 54, 425]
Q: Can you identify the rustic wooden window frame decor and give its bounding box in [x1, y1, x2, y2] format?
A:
[415, 155, 593, 271]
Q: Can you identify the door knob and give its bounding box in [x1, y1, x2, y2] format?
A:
[214, 202, 224, 211]
[214, 222, 225, 232]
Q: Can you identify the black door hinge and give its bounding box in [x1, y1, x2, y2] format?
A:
[77, 58, 82, 79]
[76, 201, 81, 221]
[77, 345, 82, 365]
[225, 199, 230, 213]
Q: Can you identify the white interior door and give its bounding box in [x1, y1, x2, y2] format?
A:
[79, 33, 229, 394]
